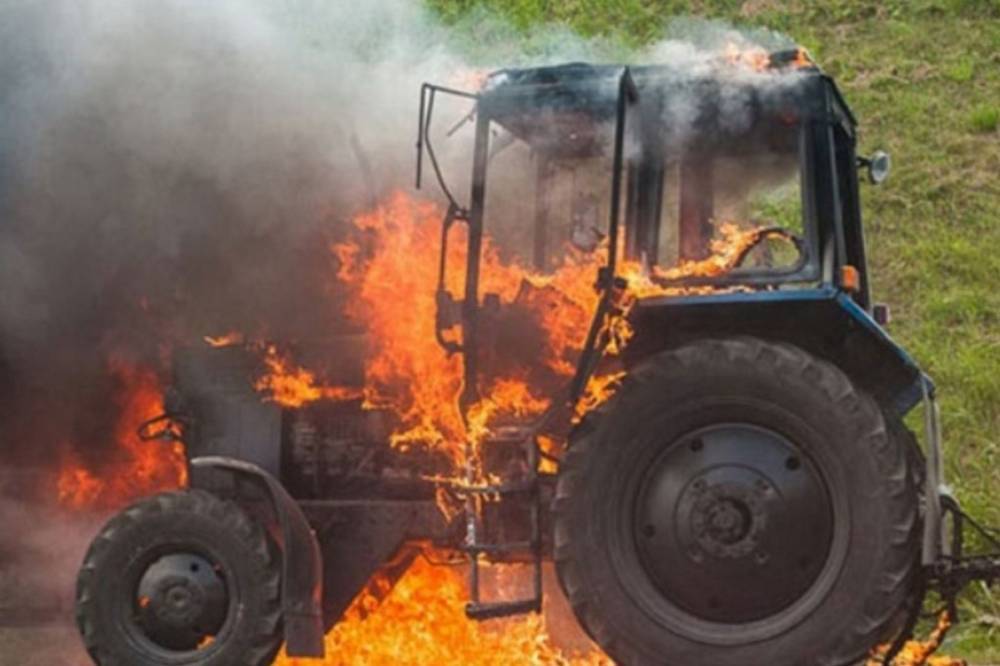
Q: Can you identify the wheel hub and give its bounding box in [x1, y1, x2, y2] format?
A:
[135, 553, 228, 651]
[691, 481, 765, 559]
[634, 424, 833, 623]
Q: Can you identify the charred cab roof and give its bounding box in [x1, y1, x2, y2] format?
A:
[478, 54, 857, 159]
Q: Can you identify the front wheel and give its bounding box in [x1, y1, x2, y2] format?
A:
[554, 338, 920, 666]
[76, 489, 284, 666]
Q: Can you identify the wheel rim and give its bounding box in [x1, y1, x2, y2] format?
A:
[633, 423, 834, 624]
[129, 551, 230, 652]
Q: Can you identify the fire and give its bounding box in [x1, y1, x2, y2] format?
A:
[204, 331, 245, 347]
[328, 193, 770, 466]
[724, 42, 772, 72]
[274, 557, 610, 666]
[573, 372, 625, 423]
[255, 344, 363, 408]
[567, 223, 769, 419]
[54, 191, 966, 666]
[448, 67, 491, 92]
[466, 378, 551, 449]
[790, 46, 814, 69]
[331, 192, 599, 461]
[866, 612, 966, 666]
[722, 43, 814, 73]
[57, 359, 187, 510]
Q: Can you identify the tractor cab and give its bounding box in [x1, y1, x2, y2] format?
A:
[417, 54, 905, 414]
[479, 59, 829, 285]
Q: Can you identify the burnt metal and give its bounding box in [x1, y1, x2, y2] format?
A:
[463, 430, 544, 621]
[416, 82, 478, 209]
[434, 202, 469, 356]
[568, 68, 637, 404]
[173, 346, 283, 476]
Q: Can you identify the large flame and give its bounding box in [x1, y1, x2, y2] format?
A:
[56, 359, 187, 510]
[274, 557, 609, 666]
[323, 193, 766, 461]
[329, 191, 604, 460]
[59, 191, 956, 665]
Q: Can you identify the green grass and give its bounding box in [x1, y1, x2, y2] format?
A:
[970, 105, 1000, 133]
[428, 1, 1000, 661]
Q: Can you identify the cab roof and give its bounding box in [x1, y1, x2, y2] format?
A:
[477, 55, 856, 159]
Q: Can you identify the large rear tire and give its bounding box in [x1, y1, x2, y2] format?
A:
[76, 489, 284, 666]
[554, 338, 920, 666]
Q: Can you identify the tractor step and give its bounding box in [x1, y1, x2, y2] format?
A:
[466, 540, 535, 555]
[461, 435, 545, 621]
[465, 598, 541, 621]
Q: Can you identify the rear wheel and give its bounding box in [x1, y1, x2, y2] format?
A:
[76, 489, 284, 666]
[554, 338, 919, 666]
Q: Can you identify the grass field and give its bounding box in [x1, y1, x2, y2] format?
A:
[428, 0, 1000, 660]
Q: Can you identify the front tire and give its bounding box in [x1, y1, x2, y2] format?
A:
[554, 338, 919, 666]
[76, 489, 284, 666]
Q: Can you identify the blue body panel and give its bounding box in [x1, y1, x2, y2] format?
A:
[629, 287, 927, 416]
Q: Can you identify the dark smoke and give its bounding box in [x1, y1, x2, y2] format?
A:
[0, 0, 796, 477]
[0, 0, 473, 469]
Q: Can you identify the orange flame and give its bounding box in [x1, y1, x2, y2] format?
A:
[790, 47, 814, 69]
[274, 557, 610, 666]
[332, 192, 601, 462]
[866, 612, 966, 666]
[331, 193, 770, 466]
[723, 41, 772, 72]
[255, 344, 363, 408]
[57, 359, 187, 510]
[722, 43, 814, 73]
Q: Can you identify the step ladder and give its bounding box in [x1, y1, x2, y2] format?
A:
[461, 436, 544, 620]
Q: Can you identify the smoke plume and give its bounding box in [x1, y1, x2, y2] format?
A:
[0, 0, 480, 469]
[0, 1, 799, 472]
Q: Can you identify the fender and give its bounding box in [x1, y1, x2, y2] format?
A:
[626, 287, 926, 415]
[190, 456, 325, 659]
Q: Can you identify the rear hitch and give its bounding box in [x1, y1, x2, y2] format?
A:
[879, 380, 1000, 665]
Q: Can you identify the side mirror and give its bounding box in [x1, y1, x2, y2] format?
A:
[858, 150, 891, 185]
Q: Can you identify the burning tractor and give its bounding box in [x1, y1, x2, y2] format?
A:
[74, 50, 999, 665]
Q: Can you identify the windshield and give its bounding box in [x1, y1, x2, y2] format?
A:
[483, 119, 616, 273]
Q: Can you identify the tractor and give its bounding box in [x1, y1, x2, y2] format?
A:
[74, 51, 999, 665]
